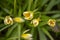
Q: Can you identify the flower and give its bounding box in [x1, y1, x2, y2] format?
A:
[31, 18, 41, 27]
[47, 19, 56, 27]
[13, 17, 24, 23]
[21, 33, 32, 40]
[4, 16, 13, 25]
[23, 11, 33, 20]
[21, 29, 32, 40]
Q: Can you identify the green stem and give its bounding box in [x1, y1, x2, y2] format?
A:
[14, 0, 16, 16]
[18, 23, 21, 40]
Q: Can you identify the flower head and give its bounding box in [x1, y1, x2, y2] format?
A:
[48, 19, 56, 27]
[4, 16, 13, 25]
[31, 18, 41, 27]
[21, 33, 32, 40]
[23, 11, 33, 20]
[13, 17, 24, 23]
[21, 29, 32, 40]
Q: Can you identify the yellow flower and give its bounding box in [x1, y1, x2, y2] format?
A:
[23, 11, 33, 20]
[31, 18, 41, 27]
[21, 29, 32, 40]
[21, 34, 32, 40]
[48, 19, 56, 27]
[13, 17, 24, 23]
[4, 16, 13, 25]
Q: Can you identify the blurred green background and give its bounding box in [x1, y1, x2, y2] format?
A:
[0, 0, 60, 40]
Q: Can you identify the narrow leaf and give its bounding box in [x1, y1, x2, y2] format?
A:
[42, 28, 54, 40]
[38, 27, 47, 40]
[0, 25, 11, 32]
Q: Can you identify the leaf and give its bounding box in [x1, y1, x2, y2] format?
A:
[51, 14, 60, 18]
[17, 23, 22, 40]
[31, 0, 38, 10]
[45, 0, 55, 11]
[18, 8, 22, 17]
[2, 8, 10, 14]
[42, 11, 60, 14]
[6, 37, 18, 40]
[45, 0, 60, 11]
[22, 0, 28, 11]
[0, 24, 5, 29]
[31, 27, 34, 35]
[41, 15, 50, 21]
[57, 19, 60, 22]
[6, 25, 18, 40]
[14, 0, 17, 16]
[33, 28, 37, 40]
[38, 27, 47, 40]
[42, 28, 54, 40]
[31, 27, 37, 40]
[36, 0, 48, 10]
[0, 25, 11, 32]
[5, 24, 17, 38]
[27, 0, 33, 11]
[39, 22, 47, 27]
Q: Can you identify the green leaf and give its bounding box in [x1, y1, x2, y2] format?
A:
[38, 27, 47, 40]
[31, 27, 37, 40]
[31, 27, 34, 35]
[0, 25, 11, 32]
[36, 0, 48, 10]
[14, 0, 17, 16]
[39, 22, 47, 27]
[32, 0, 38, 10]
[2, 8, 10, 15]
[0, 24, 5, 29]
[18, 8, 22, 17]
[51, 14, 60, 18]
[45, 0, 60, 11]
[27, 0, 33, 11]
[22, 0, 28, 11]
[6, 25, 18, 40]
[42, 28, 54, 40]
[57, 19, 60, 22]
[42, 11, 60, 14]
[41, 15, 50, 21]
[45, 0, 55, 11]
[17, 23, 22, 40]
[6, 37, 18, 40]
[5, 24, 17, 38]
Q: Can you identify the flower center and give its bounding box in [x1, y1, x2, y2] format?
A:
[34, 21, 37, 25]
[7, 19, 10, 23]
[50, 21, 54, 24]
[24, 13, 30, 17]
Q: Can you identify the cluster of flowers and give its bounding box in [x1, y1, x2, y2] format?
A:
[4, 11, 56, 40]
